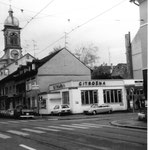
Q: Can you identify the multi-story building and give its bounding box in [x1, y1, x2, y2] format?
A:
[0, 48, 91, 111]
[130, 0, 147, 79]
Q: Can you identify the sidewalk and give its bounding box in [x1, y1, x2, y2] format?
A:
[36, 112, 147, 130]
[110, 118, 147, 130]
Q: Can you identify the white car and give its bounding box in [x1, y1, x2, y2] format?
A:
[84, 104, 112, 115]
[51, 104, 71, 116]
[138, 106, 147, 122]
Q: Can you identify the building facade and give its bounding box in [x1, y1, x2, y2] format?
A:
[39, 79, 144, 114]
[130, 0, 147, 79]
[0, 48, 91, 112]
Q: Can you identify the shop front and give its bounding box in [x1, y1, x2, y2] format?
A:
[124, 79, 144, 111]
[38, 80, 129, 115]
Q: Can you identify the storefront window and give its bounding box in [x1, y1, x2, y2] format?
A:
[94, 91, 98, 103]
[85, 91, 89, 104]
[111, 90, 114, 103]
[62, 91, 69, 104]
[81, 90, 98, 105]
[40, 98, 46, 109]
[106, 91, 110, 103]
[103, 89, 122, 103]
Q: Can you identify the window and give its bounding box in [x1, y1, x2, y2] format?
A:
[81, 90, 98, 105]
[54, 105, 59, 109]
[62, 92, 69, 104]
[26, 54, 29, 59]
[4, 69, 9, 75]
[5, 87, 8, 95]
[10, 32, 18, 46]
[15, 61, 18, 65]
[32, 97, 35, 108]
[40, 98, 46, 109]
[103, 89, 122, 103]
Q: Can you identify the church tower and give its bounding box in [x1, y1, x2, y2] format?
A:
[0, 6, 22, 66]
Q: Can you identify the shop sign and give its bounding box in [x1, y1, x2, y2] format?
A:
[79, 81, 105, 87]
[32, 85, 39, 90]
[52, 83, 65, 90]
[135, 81, 143, 87]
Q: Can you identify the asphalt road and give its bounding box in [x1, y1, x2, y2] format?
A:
[0, 113, 147, 150]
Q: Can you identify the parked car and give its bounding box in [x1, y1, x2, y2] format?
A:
[138, 106, 147, 122]
[14, 105, 35, 119]
[83, 104, 112, 115]
[51, 104, 71, 116]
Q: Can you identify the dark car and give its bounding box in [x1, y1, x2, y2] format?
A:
[84, 104, 113, 115]
[14, 105, 35, 119]
[51, 104, 71, 116]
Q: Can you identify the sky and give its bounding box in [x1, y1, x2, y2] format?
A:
[0, 0, 140, 65]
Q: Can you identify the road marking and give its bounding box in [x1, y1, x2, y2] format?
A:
[19, 120, 29, 123]
[22, 128, 45, 134]
[73, 123, 102, 128]
[48, 126, 75, 130]
[48, 119, 58, 121]
[0, 133, 11, 139]
[8, 121, 20, 123]
[61, 124, 89, 129]
[0, 122, 9, 124]
[82, 123, 115, 128]
[34, 127, 59, 132]
[7, 130, 29, 136]
[19, 144, 36, 150]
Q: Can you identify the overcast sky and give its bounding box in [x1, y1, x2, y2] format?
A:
[0, 0, 140, 65]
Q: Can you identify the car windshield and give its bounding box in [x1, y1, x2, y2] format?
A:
[61, 105, 69, 109]
[54, 105, 60, 109]
[99, 104, 109, 107]
[91, 104, 98, 108]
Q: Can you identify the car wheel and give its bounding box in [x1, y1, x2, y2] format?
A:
[92, 111, 97, 115]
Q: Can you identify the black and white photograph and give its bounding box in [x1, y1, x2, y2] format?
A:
[0, 0, 147, 150]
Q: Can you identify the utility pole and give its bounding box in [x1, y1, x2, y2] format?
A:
[32, 40, 37, 58]
[64, 32, 68, 49]
[108, 48, 111, 65]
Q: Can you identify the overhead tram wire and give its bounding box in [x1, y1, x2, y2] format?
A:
[36, 0, 126, 56]
[67, 0, 126, 35]
[0, 0, 40, 14]
[22, 0, 55, 30]
[36, 35, 65, 55]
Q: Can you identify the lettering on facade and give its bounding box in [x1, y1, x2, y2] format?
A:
[52, 83, 65, 90]
[79, 81, 105, 87]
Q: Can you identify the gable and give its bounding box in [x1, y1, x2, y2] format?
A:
[38, 49, 91, 76]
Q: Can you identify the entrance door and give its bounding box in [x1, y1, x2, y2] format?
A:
[62, 91, 69, 104]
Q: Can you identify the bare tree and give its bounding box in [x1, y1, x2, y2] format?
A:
[53, 45, 62, 52]
[74, 43, 99, 68]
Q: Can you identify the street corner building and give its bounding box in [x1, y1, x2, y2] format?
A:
[0, 6, 145, 116]
[39, 79, 144, 114]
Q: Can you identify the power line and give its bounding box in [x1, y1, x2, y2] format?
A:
[0, 0, 47, 14]
[22, 0, 55, 30]
[36, 35, 65, 55]
[67, 0, 126, 35]
[36, 0, 126, 56]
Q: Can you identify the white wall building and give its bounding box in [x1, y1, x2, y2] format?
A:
[38, 79, 143, 115]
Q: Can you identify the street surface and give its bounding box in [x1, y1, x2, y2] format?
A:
[0, 113, 147, 150]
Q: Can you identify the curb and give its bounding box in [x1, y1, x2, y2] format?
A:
[110, 120, 147, 130]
